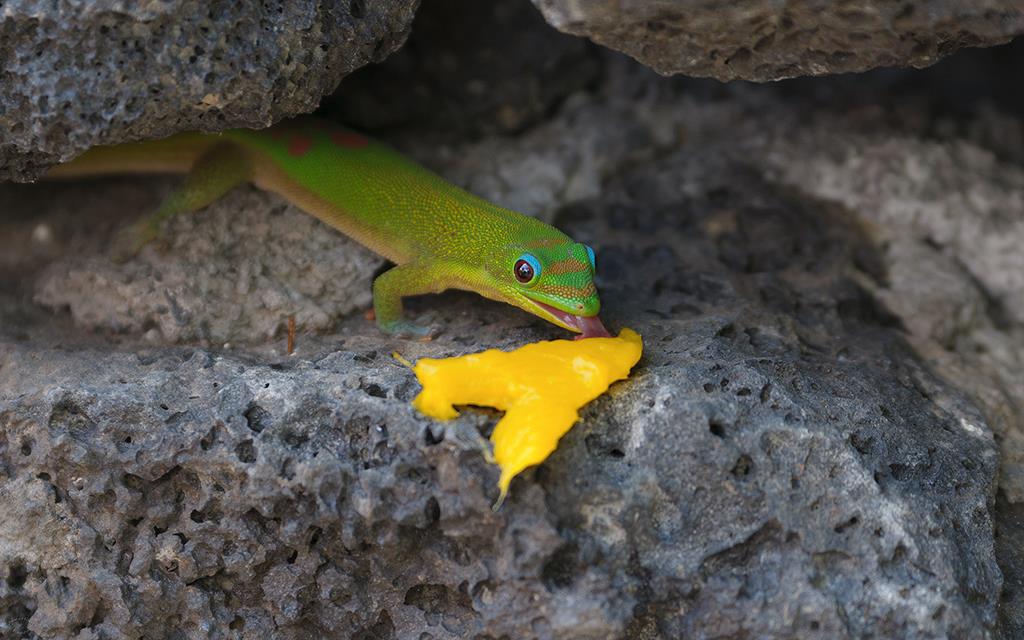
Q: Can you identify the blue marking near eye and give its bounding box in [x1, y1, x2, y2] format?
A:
[584, 245, 596, 270]
[514, 253, 542, 285]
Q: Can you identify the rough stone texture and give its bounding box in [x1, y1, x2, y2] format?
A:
[760, 118, 1024, 495]
[0, 146, 1004, 638]
[28, 181, 381, 345]
[995, 492, 1024, 638]
[531, 0, 1024, 81]
[548, 150, 1002, 639]
[0, 0, 419, 181]
[3, 24, 1024, 640]
[402, 89, 684, 224]
[327, 0, 601, 137]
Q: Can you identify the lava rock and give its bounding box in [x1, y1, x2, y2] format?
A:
[0, 131, 1005, 639]
[548, 148, 1001, 639]
[30, 182, 382, 346]
[2, 34, 1022, 640]
[327, 0, 601, 137]
[0, 0, 418, 181]
[531, 0, 1024, 81]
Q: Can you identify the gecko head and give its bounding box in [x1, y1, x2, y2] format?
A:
[488, 239, 610, 339]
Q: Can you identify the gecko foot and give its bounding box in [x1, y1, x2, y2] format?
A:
[379, 319, 437, 341]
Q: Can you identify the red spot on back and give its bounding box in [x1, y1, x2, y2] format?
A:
[331, 131, 369, 149]
[287, 135, 313, 157]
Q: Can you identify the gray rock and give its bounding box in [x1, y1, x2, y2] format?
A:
[757, 110, 1024, 510]
[531, 0, 1024, 81]
[996, 492, 1024, 639]
[0, 118, 1007, 639]
[30, 181, 382, 346]
[0, 0, 418, 181]
[327, 0, 601, 137]
[2, 31, 1023, 640]
[549, 148, 1001, 638]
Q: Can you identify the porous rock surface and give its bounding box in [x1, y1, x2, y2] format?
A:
[531, 0, 1024, 81]
[0, 80, 1015, 638]
[30, 182, 382, 345]
[3, 21, 1024, 640]
[328, 0, 601, 137]
[0, 0, 418, 181]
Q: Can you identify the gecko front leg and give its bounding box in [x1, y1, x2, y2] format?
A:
[372, 262, 460, 338]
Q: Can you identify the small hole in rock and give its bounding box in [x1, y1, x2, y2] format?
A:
[424, 425, 444, 446]
[892, 543, 908, 562]
[363, 382, 387, 398]
[282, 429, 308, 448]
[244, 404, 270, 433]
[425, 496, 441, 525]
[309, 526, 323, 549]
[731, 454, 752, 477]
[541, 543, 578, 590]
[834, 515, 860, 533]
[7, 563, 27, 589]
[235, 440, 256, 463]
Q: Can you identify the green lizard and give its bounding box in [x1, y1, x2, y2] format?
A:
[48, 118, 609, 339]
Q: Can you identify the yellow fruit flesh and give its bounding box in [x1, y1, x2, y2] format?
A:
[412, 329, 643, 502]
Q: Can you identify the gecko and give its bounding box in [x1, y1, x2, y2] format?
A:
[47, 118, 610, 339]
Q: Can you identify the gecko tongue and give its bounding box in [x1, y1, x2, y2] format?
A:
[530, 299, 612, 339]
[573, 315, 611, 340]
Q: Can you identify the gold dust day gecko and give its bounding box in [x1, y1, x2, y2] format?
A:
[47, 118, 610, 339]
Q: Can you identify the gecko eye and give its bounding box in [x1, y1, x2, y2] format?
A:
[514, 254, 541, 285]
[584, 245, 596, 270]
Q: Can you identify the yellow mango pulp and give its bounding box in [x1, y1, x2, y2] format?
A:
[412, 329, 643, 502]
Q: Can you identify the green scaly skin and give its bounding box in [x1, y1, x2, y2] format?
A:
[48, 117, 609, 339]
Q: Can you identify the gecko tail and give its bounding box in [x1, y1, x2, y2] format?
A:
[45, 132, 217, 179]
